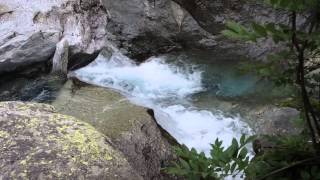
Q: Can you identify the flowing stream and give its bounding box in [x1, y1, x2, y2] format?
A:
[73, 50, 255, 155]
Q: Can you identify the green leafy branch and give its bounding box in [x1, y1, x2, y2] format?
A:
[165, 135, 255, 180]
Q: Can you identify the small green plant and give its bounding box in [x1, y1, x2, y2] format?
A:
[165, 135, 255, 180]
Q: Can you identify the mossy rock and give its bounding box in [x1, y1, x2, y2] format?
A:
[52, 80, 151, 139]
[0, 101, 142, 179]
[52, 80, 174, 179]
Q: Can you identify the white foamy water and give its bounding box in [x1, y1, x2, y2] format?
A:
[74, 51, 252, 155]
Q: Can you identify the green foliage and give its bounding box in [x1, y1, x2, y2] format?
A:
[165, 135, 255, 180]
[166, 134, 320, 180]
[222, 21, 292, 43]
[238, 51, 296, 86]
[246, 135, 320, 180]
[223, 20, 301, 88]
[167, 1, 320, 180]
[222, 22, 260, 42]
[263, 0, 318, 12]
[222, 0, 320, 87]
[220, 1, 320, 178]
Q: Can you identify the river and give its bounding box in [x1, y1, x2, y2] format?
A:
[73, 49, 257, 155]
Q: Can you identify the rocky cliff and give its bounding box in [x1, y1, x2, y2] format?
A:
[0, 0, 284, 75]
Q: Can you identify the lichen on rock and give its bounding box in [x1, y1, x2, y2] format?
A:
[0, 101, 142, 179]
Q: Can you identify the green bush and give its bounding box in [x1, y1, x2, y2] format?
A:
[166, 135, 320, 180]
[165, 135, 254, 180]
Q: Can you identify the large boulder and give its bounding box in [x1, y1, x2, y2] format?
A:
[193, 96, 301, 136]
[52, 80, 174, 180]
[0, 31, 59, 74]
[0, 0, 108, 74]
[102, 0, 216, 60]
[0, 101, 142, 179]
[246, 106, 301, 136]
[172, 0, 287, 59]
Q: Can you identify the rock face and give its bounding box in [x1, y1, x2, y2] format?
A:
[0, 101, 142, 179]
[0, 0, 108, 74]
[0, 31, 59, 74]
[172, 0, 287, 59]
[102, 0, 287, 60]
[0, 0, 222, 72]
[52, 80, 174, 179]
[0, 0, 287, 74]
[102, 0, 215, 60]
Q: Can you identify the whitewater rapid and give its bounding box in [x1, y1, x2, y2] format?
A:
[74, 51, 252, 155]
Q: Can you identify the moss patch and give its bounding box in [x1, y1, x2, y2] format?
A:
[52, 81, 152, 138]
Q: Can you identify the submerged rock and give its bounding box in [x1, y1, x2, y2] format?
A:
[52, 80, 174, 180]
[193, 94, 301, 136]
[0, 101, 142, 179]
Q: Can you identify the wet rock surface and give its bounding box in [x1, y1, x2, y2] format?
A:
[0, 101, 142, 180]
[52, 80, 174, 180]
[0, 75, 66, 103]
[194, 96, 301, 136]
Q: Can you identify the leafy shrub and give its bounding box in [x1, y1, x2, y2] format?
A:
[166, 135, 320, 180]
[165, 135, 254, 180]
[246, 135, 320, 180]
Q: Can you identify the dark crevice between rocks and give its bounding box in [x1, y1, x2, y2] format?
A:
[122, 32, 183, 63]
[0, 59, 58, 103]
[0, 48, 102, 103]
[68, 51, 100, 71]
[0, 58, 52, 77]
[147, 109, 180, 147]
[0, 73, 66, 103]
[171, 0, 224, 35]
[146, 110, 189, 179]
